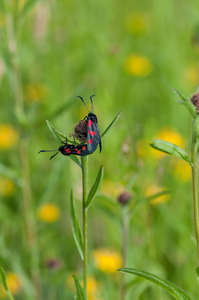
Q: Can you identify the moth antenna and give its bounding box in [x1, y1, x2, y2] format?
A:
[38, 150, 58, 154]
[77, 96, 90, 112]
[90, 95, 95, 113]
[50, 151, 59, 160]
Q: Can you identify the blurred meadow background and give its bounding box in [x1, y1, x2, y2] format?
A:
[0, 0, 199, 299]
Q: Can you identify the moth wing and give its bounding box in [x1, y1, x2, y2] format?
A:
[87, 121, 101, 153]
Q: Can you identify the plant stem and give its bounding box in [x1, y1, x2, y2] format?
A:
[81, 156, 88, 297]
[120, 206, 129, 300]
[191, 117, 199, 263]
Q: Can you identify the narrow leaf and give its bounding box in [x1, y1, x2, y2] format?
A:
[86, 166, 104, 209]
[69, 155, 82, 168]
[72, 275, 86, 300]
[70, 190, 83, 260]
[46, 120, 63, 145]
[150, 139, 192, 166]
[173, 88, 197, 119]
[118, 268, 192, 300]
[101, 111, 122, 140]
[0, 267, 14, 300]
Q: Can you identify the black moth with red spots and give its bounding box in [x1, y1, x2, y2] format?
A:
[38, 95, 101, 159]
[78, 95, 102, 154]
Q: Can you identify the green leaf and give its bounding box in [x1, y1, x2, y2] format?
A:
[69, 155, 82, 168]
[72, 275, 86, 300]
[0, 267, 14, 300]
[173, 88, 197, 119]
[86, 166, 104, 209]
[46, 120, 63, 145]
[70, 190, 83, 260]
[101, 111, 122, 141]
[150, 139, 192, 166]
[118, 268, 193, 300]
[196, 266, 199, 277]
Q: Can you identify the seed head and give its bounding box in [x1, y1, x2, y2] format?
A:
[191, 92, 199, 113]
[117, 191, 132, 205]
[72, 119, 87, 142]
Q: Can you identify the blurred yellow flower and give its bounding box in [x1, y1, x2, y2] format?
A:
[24, 83, 46, 103]
[173, 159, 191, 181]
[0, 124, 19, 150]
[101, 180, 125, 198]
[182, 66, 199, 88]
[151, 129, 184, 159]
[93, 249, 122, 273]
[0, 177, 15, 197]
[0, 272, 21, 298]
[125, 54, 152, 77]
[38, 204, 60, 223]
[145, 185, 170, 205]
[125, 13, 146, 35]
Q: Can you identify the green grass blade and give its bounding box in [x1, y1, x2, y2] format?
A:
[69, 155, 82, 168]
[101, 111, 122, 141]
[70, 190, 83, 260]
[72, 275, 86, 300]
[86, 165, 104, 209]
[0, 267, 14, 300]
[118, 268, 192, 300]
[46, 120, 63, 145]
[150, 139, 192, 166]
[173, 88, 197, 119]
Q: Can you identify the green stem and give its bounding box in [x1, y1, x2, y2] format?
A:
[81, 156, 88, 297]
[120, 206, 129, 300]
[191, 117, 199, 263]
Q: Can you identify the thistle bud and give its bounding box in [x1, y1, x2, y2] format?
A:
[117, 191, 131, 205]
[73, 119, 87, 142]
[191, 92, 199, 113]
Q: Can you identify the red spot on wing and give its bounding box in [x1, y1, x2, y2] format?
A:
[88, 139, 92, 144]
[88, 130, 96, 136]
[75, 148, 81, 154]
[82, 146, 86, 150]
[87, 120, 93, 127]
[65, 148, 71, 153]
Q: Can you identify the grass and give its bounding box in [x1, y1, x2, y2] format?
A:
[0, 0, 199, 299]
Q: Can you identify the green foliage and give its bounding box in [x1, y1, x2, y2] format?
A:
[70, 190, 83, 260]
[119, 268, 193, 300]
[150, 139, 192, 166]
[0, 267, 14, 300]
[87, 165, 104, 209]
[173, 89, 196, 119]
[73, 275, 86, 300]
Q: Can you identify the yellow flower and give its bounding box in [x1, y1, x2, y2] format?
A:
[145, 185, 170, 205]
[24, 83, 46, 103]
[182, 66, 199, 88]
[125, 54, 152, 77]
[151, 129, 184, 159]
[125, 13, 146, 35]
[0, 272, 21, 298]
[93, 249, 122, 273]
[101, 180, 125, 198]
[0, 124, 19, 150]
[0, 177, 15, 197]
[173, 159, 191, 181]
[38, 204, 60, 223]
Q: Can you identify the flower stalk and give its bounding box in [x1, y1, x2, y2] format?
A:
[191, 116, 199, 263]
[120, 205, 129, 300]
[81, 156, 88, 296]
